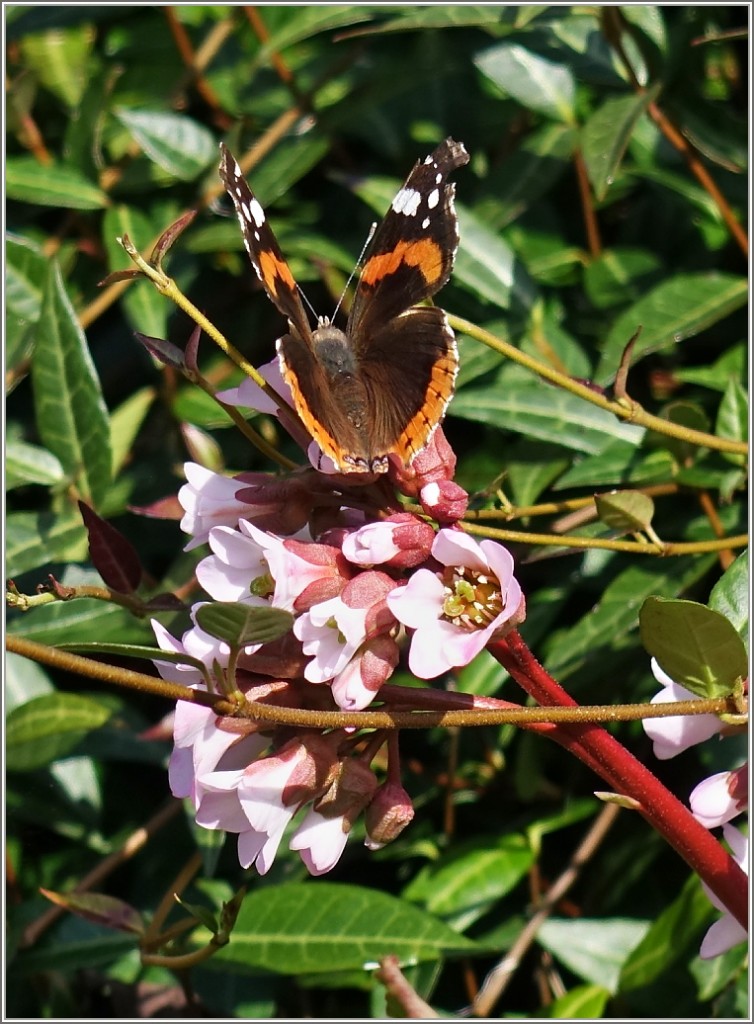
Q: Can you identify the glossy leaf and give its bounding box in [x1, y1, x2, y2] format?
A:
[594, 490, 655, 533]
[475, 43, 576, 124]
[451, 380, 644, 454]
[31, 264, 112, 508]
[596, 273, 748, 385]
[6, 693, 112, 771]
[708, 551, 748, 650]
[210, 883, 478, 974]
[639, 597, 748, 698]
[6, 440, 65, 490]
[581, 88, 658, 200]
[114, 108, 216, 180]
[539, 918, 649, 993]
[6, 157, 108, 209]
[195, 603, 294, 648]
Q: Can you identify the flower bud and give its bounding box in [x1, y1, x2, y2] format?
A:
[342, 513, 435, 569]
[364, 780, 415, 849]
[314, 758, 379, 823]
[420, 479, 469, 523]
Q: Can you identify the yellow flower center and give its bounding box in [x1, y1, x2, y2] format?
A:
[441, 568, 503, 630]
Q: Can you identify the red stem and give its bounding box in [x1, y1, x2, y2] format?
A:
[489, 632, 748, 933]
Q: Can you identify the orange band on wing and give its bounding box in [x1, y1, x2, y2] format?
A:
[259, 250, 297, 298]
[361, 239, 443, 287]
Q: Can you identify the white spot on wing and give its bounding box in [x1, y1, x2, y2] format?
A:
[392, 187, 421, 216]
[249, 198, 265, 227]
[422, 216, 430, 229]
[427, 188, 440, 209]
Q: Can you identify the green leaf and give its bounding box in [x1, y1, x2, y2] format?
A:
[708, 551, 748, 651]
[475, 43, 576, 124]
[102, 206, 168, 338]
[596, 273, 748, 385]
[109, 386, 157, 477]
[715, 378, 748, 465]
[5, 510, 87, 577]
[456, 205, 534, 310]
[6, 439, 66, 490]
[503, 439, 570, 508]
[19, 23, 95, 107]
[451, 379, 644, 454]
[6, 693, 112, 771]
[402, 834, 534, 919]
[544, 984, 610, 1018]
[114, 108, 216, 180]
[31, 263, 112, 508]
[6, 157, 108, 209]
[58, 642, 205, 676]
[619, 875, 713, 992]
[250, 7, 378, 66]
[594, 490, 655, 533]
[210, 882, 478, 974]
[475, 122, 576, 228]
[583, 247, 663, 310]
[195, 603, 294, 648]
[539, 918, 650, 994]
[639, 597, 748, 698]
[6, 234, 49, 367]
[581, 88, 658, 200]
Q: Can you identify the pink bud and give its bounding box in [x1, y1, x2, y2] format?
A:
[342, 513, 435, 569]
[364, 780, 415, 849]
[389, 428, 458, 497]
[420, 479, 469, 523]
[234, 475, 312, 535]
[314, 758, 379, 822]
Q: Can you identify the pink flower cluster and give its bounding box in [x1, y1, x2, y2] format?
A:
[643, 659, 748, 959]
[152, 437, 525, 875]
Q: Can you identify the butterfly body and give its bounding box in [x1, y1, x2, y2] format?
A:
[220, 138, 469, 473]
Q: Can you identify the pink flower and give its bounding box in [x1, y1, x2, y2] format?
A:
[330, 634, 400, 711]
[179, 462, 256, 551]
[699, 824, 748, 959]
[239, 520, 351, 612]
[195, 525, 271, 605]
[341, 513, 435, 569]
[690, 766, 747, 829]
[289, 808, 350, 875]
[387, 529, 525, 679]
[642, 659, 723, 760]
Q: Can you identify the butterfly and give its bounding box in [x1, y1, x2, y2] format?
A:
[219, 138, 468, 473]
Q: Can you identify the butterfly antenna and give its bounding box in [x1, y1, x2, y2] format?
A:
[331, 221, 378, 323]
[296, 283, 320, 326]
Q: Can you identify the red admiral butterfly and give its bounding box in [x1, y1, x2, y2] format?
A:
[219, 138, 469, 473]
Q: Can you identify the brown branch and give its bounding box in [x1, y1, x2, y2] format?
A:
[573, 147, 602, 257]
[21, 801, 181, 948]
[472, 803, 620, 1015]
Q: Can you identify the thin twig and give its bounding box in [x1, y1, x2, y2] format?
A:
[472, 803, 621, 1016]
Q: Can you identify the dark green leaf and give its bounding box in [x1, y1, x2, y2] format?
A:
[114, 108, 216, 180]
[6, 157, 108, 209]
[102, 205, 168, 338]
[451, 380, 644, 454]
[6, 440, 66, 490]
[594, 490, 655, 533]
[715, 378, 748, 464]
[19, 23, 95, 107]
[618, 875, 713, 992]
[31, 264, 112, 508]
[210, 883, 478, 974]
[581, 87, 658, 200]
[596, 274, 748, 385]
[539, 918, 649, 993]
[7, 693, 112, 771]
[403, 834, 534, 919]
[195, 603, 294, 648]
[708, 551, 748, 651]
[475, 43, 576, 124]
[639, 597, 748, 698]
[5, 510, 87, 577]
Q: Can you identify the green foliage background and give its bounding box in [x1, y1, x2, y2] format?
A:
[5, 5, 748, 1018]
